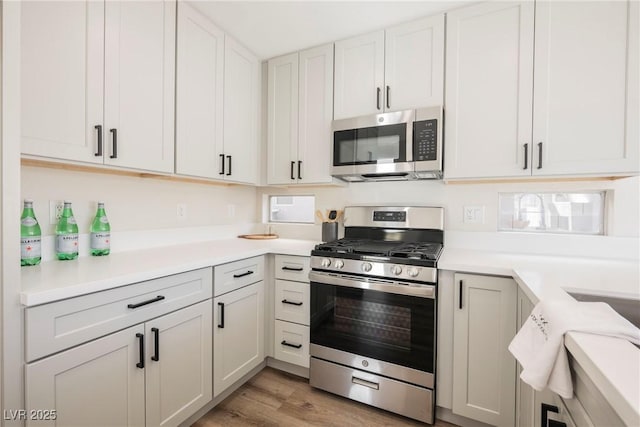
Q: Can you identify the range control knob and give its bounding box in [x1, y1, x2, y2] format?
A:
[361, 262, 373, 273]
[391, 265, 403, 275]
[321, 258, 331, 268]
[407, 267, 420, 278]
[334, 259, 345, 269]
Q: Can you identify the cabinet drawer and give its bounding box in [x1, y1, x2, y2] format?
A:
[214, 256, 264, 297]
[274, 320, 309, 368]
[25, 268, 212, 362]
[275, 255, 310, 282]
[275, 279, 309, 325]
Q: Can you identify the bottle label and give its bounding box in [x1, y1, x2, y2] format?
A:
[99, 216, 109, 224]
[67, 217, 77, 225]
[91, 232, 110, 250]
[21, 236, 41, 259]
[21, 217, 37, 227]
[56, 234, 79, 254]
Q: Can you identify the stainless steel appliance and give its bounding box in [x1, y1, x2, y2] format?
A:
[309, 206, 443, 424]
[331, 107, 443, 182]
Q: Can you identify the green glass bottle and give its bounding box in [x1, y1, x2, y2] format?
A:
[90, 202, 110, 256]
[55, 201, 79, 260]
[20, 199, 42, 266]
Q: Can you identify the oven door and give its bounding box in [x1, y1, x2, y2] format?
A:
[309, 271, 436, 385]
[332, 110, 414, 178]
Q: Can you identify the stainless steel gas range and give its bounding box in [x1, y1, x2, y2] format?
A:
[309, 206, 443, 424]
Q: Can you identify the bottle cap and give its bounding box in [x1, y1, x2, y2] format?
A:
[97, 201, 105, 205]
[24, 198, 34, 203]
[64, 200, 72, 204]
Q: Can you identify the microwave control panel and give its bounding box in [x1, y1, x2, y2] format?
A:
[413, 119, 438, 161]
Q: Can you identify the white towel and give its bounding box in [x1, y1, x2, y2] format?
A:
[509, 299, 640, 399]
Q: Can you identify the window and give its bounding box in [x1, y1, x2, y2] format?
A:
[269, 195, 315, 223]
[498, 192, 605, 235]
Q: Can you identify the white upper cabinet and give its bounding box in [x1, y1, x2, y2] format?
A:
[445, 0, 638, 180]
[21, 1, 105, 163]
[444, 1, 535, 179]
[334, 16, 445, 120]
[104, 0, 176, 173]
[223, 36, 260, 184]
[384, 15, 445, 112]
[267, 43, 334, 186]
[21, 0, 176, 174]
[175, 2, 224, 179]
[532, 0, 639, 176]
[334, 31, 385, 119]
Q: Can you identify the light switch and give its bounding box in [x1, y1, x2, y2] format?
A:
[463, 206, 484, 224]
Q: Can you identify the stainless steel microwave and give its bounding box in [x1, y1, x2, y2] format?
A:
[331, 106, 443, 182]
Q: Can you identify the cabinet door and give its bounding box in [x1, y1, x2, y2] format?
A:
[213, 281, 265, 397]
[267, 53, 299, 184]
[274, 320, 310, 368]
[25, 325, 145, 427]
[532, 1, 639, 176]
[275, 279, 310, 325]
[334, 31, 385, 119]
[21, 1, 104, 163]
[104, 0, 176, 173]
[223, 36, 260, 184]
[145, 300, 212, 427]
[175, 2, 224, 179]
[516, 289, 535, 427]
[384, 14, 445, 111]
[297, 43, 334, 184]
[444, 2, 535, 179]
[453, 273, 517, 427]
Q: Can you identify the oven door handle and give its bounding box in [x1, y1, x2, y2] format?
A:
[309, 271, 435, 299]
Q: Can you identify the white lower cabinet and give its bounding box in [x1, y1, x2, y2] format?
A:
[452, 273, 517, 427]
[26, 300, 212, 427]
[213, 281, 265, 397]
[516, 289, 536, 427]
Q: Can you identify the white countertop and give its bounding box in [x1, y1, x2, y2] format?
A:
[21, 239, 640, 425]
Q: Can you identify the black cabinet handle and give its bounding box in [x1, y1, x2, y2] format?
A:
[548, 421, 566, 427]
[218, 302, 225, 328]
[298, 160, 302, 180]
[233, 270, 254, 278]
[386, 85, 390, 109]
[151, 327, 160, 362]
[459, 280, 463, 310]
[376, 87, 381, 110]
[226, 155, 232, 176]
[290, 161, 295, 180]
[541, 403, 559, 427]
[94, 125, 103, 157]
[136, 333, 145, 369]
[537, 142, 543, 169]
[127, 295, 165, 309]
[219, 154, 225, 175]
[523, 143, 529, 170]
[109, 128, 118, 159]
[282, 266, 303, 272]
[282, 299, 303, 306]
[281, 340, 302, 349]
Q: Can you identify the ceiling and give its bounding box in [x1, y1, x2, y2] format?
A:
[189, 1, 473, 60]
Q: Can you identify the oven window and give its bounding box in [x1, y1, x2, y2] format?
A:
[310, 282, 435, 373]
[334, 123, 407, 166]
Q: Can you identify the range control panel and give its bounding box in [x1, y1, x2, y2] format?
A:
[373, 211, 407, 222]
[413, 119, 438, 161]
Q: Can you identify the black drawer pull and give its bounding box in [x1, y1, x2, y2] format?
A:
[281, 340, 302, 349]
[109, 128, 118, 159]
[94, 125, 103, 157]
[127, 295, 165, 309]
[282, 299, 303, 306]
[282, 266, 304, 272]
[218, 302, 225, 328]
[136, 333, 145, 369]
[151, 327, 160, 362]
[233, 270, 254, 278]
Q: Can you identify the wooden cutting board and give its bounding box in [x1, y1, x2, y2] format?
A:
[238, 234, 279, 240]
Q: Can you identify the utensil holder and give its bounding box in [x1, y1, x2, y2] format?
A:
[322, 222, 338, 242]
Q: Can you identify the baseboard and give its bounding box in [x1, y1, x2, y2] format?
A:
[436, 407, 493, 427]
[266, 356, 310, 378]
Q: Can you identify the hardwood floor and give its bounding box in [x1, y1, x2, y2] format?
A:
[193, 367, 457, 427]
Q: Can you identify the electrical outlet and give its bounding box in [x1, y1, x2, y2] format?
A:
[463, 205, 485, 224]
[177, 203, 187, 221]
[49, 200, 64, 225]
